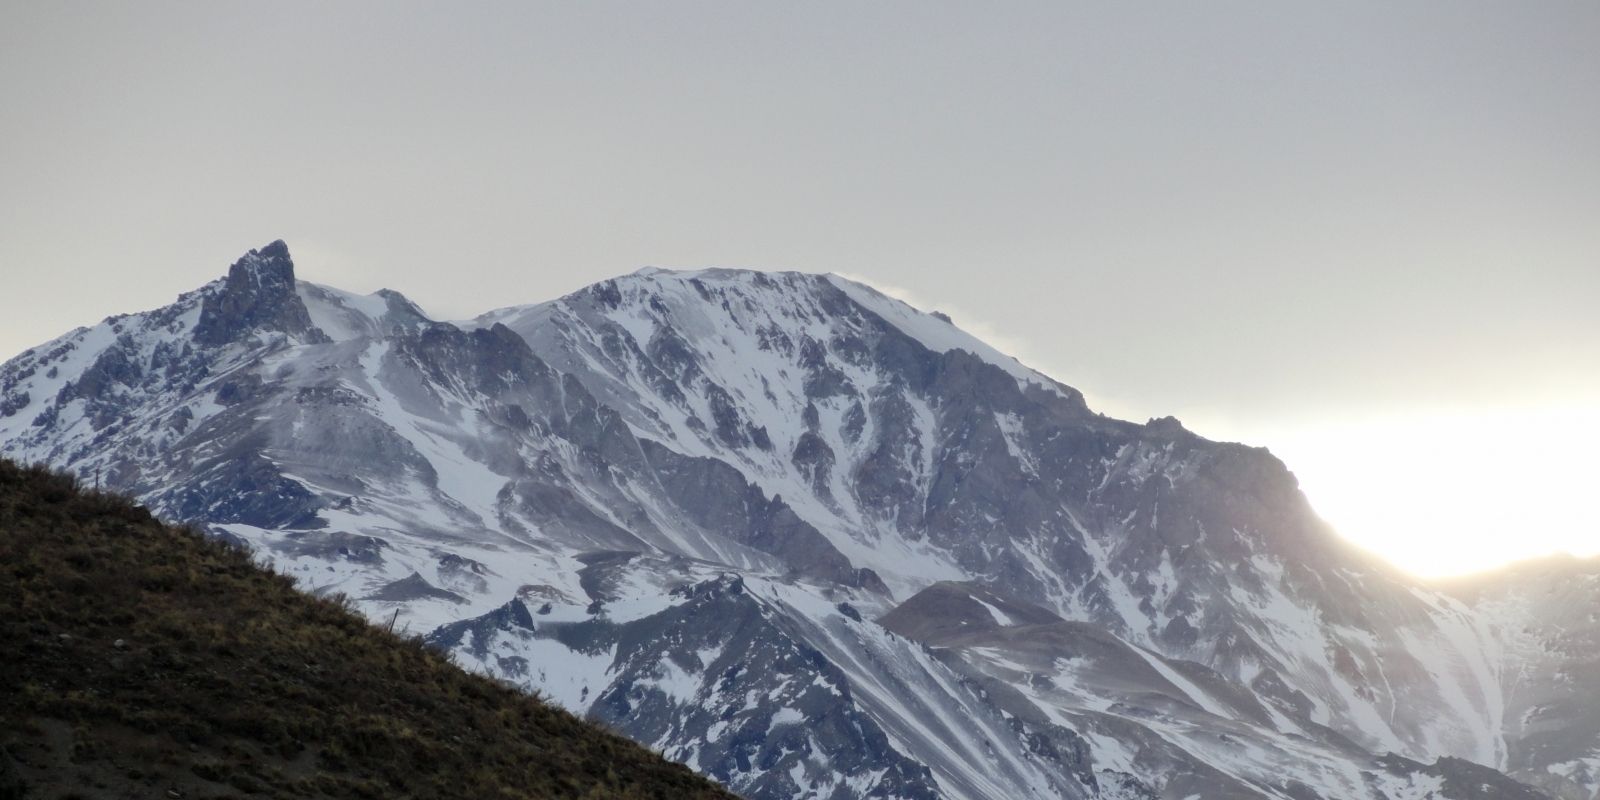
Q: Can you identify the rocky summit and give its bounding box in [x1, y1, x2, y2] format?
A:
[2, 241, 1596, 799]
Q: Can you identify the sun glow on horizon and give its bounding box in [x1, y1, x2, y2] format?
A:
[1233, 407, 1600, 579]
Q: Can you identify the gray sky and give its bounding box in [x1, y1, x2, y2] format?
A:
[3, 2, 1597, 574]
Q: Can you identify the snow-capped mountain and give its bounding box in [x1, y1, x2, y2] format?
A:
[1, 241, 1591, 800]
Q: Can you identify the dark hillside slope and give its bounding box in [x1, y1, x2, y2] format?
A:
[0, 459, 736, 800]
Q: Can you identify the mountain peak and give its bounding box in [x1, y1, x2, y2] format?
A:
[256, 237, 291, 261]
[193, 240, 324, 346]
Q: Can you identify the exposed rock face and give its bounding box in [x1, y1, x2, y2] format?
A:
[193, 240, 324, 346]
[0, 242, 1590, 800]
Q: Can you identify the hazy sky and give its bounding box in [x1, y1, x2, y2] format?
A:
[2, 2, 1596, 576]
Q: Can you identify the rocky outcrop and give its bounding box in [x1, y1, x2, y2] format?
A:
[193, 240, 325, 346]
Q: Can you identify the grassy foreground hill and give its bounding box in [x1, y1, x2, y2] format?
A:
[0, 459, 738, 800]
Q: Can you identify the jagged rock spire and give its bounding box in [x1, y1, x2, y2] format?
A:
[193, 240, 323, 346]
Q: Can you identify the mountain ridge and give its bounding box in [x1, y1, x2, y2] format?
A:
[3, 240, 1594, 800]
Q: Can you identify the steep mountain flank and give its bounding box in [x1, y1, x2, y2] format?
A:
[1437, 554, 1600, 800]
[0, 459, 735, 800]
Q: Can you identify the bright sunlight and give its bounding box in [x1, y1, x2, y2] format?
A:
[1255, 407, 1600, 579]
